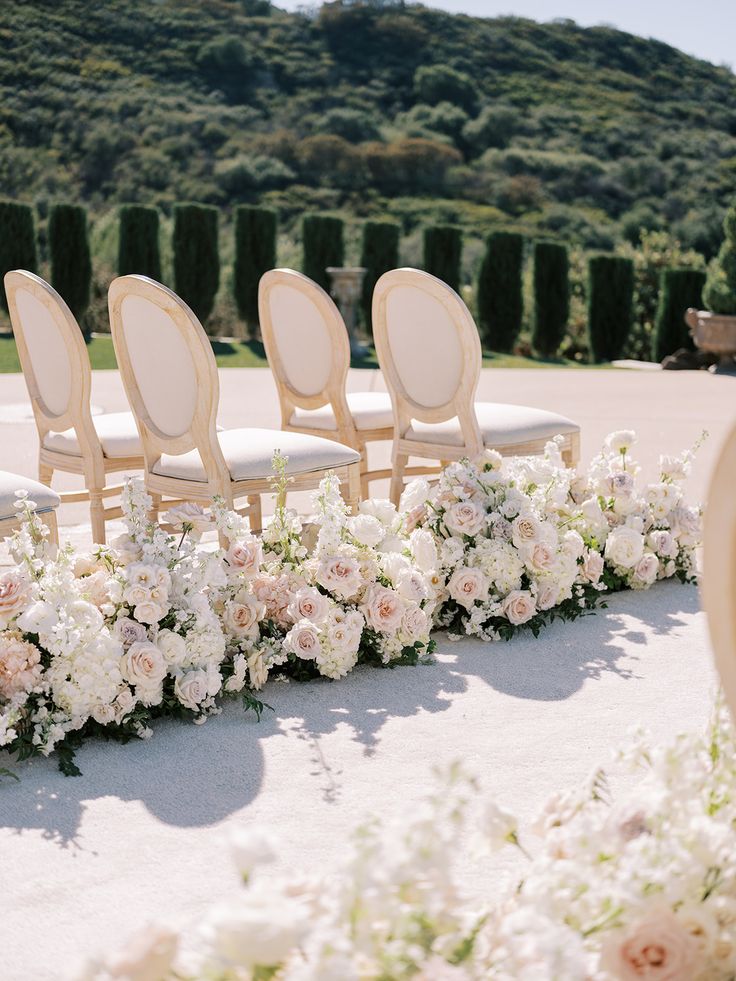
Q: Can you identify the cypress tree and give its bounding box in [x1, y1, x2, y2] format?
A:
[172, 203, 220, 326]
[118, 204, 161, 280]
[48, 203, 92, 330]
[587, 255, 634, 362]
[302, 214, 344, 292]
[233, 205, 277, 338]
[653, 267, 706, 362]
[0, 201, 37, 313]
[422, 224, 462, 293]
[476, 231, 523, 352]
[360, 220, 400, 335]
[532, 241, 569, 358]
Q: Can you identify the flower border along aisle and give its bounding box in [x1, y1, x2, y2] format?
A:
[0, 432, 700, 774]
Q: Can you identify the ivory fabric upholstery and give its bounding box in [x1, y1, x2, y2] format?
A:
[0, 471, 60, 520]
[152, 428, 360, 482]
[42, 412, 143, 459]
[14, 288, 73, 416]
[268, 284, 333, 397]
[290, 392, 394, 432]
[406, 402, 580, 448]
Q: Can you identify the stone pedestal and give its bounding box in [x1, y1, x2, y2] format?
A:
[686, 308, 736, 374]
[326, 266, 369, 357]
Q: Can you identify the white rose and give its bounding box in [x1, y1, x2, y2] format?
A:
[156, 629, 189, 666]
[536, 581, 560, 610]
[174, 669, 210, 710]
[123, 583, 150, 608]
[447, 567, 488, 610]
[126, 563, 161, 589]
[347, 513, 385, 548]
[633, 552, 659, 586]
[605, 430, 637, 454]
[605, 526, 644, 569]
[358, 498, 398, 528]
[400, 604, 430, 642]
[399, 478, 431, 514]
[284, 620, 322, 660]
[121, 641, 167, 692]
[133, 599, 166, 626]
[523, 541, 557, 574]
[410, 529, 438, 572]
[581, 549, 604, 584]
[326, 609, 364, 654]
[115, 688, 136, 720]
[286, 586, 329, 625]
[648, 529, 676, 558]
[361, 584, 405, 634]
[502, 589, 536, 625]
[395, 569, 431, 603]
[443, 499, 486, 538]
[91, 703, 116, 726]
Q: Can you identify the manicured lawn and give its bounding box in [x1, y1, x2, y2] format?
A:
[0, 334, 599, 372]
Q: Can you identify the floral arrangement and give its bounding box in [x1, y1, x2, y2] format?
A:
[412, 430, 700, 641]
[81, 700, 736, 981]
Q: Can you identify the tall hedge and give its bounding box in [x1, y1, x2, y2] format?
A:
[532, 241, 569, 357]
[423, 224, 462, 293]
[587, 255, 634, 362]
[48, 203, 92, 329]
[172, 203, 220, 326]
[302, 214, 344, 292]
[0, 201, 37, 313]
[653, 267, 706, 362]
[233, 205, 277, 338]
[360, 220, 400, 334]
[476, 231, 523, 352]
[118, 205, 161, 280]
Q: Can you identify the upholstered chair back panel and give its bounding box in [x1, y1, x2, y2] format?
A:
[119, 294, 198, 438]
[267, 283, 333, 397]
[384, 284, 464, 409]
[14, 287, 72, 416]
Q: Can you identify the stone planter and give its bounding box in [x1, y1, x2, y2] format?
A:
[326, 266, 369, 357]
[686, 308, 736, 373]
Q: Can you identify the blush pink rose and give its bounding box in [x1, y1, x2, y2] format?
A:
[501, 589, 536, 625]
[315, 554, 362, 601]
[284, 620, 321, 660]
[447, 567, 488, 610]
[599, 907, 702, 981]
[226, 538, 263, 578]
[361, 584, 405, 634]
[443, 500, 486, 538]
[0, 633, 42, 698]
[0, 570, 32, 627]
[581, 549, 604, 584]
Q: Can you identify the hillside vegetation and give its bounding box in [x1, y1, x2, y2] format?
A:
[2, 0, 735, 256]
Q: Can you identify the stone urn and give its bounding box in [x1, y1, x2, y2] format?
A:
[686, 308, 736, 373]
[326, 266, 369, 357]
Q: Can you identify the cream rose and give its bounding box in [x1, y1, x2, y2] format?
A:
[121, 641, 167, 692]
[444, 499, 486, 538]
[174, 670, 210, 710]
[581, 549, 604, 584]
[361, 584, 405, 634]
[132, 599, 167, 626]
[400, 604, 430, 642]
[511, 514, 543, 549]
[156, 628, 189, 665]
[605, 526, 645, 569]
[326, 609, 364, 654]
[447, 567, 488, 610]
[287, 586, 329, 625]
[536, 581, 560, 611]
[523, 541, 557, 574]
[599, 906, 701, 981]
[315, 554, 362, 600]
[502, 589, 536, 625]
[224, 592, 265, 638]
[0, 570, 32, 627]
[633, 552, 659, 586]
[284, 620, 322, 660]
[226, 538, 263, 578]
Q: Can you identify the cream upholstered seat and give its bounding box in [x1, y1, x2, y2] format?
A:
[4, 270, 144, 544]
[108, 275, 362, 532]
[372, 268, 581, 504]
[0, 470, 60, 544]
[259, 269, 397, 497]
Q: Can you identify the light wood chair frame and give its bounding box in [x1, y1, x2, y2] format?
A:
[4, 270, 144, 544]
[702, 421, 736, 723]
[372, 268, 580, 503]
[259, 268, 418, 498]
[109, 275, 361, 531]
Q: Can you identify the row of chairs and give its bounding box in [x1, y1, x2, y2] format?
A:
[3, 267, 580, 544]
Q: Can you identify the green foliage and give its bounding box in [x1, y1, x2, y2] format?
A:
[477, 231, 523, 353]
[413, 65, 477, 113]
[48, 203, 92, 329]
[302, 214, 344, 292]
[587, 255, 634, 362]
[117, 204, 161, 279]
[653, 267, 706, 361]
[0, 201, 37, 313]
[233, 205, 277, 336]
[704, 200, 736, 315]
[423, 225, 462, 292]
[532, 241, 569, 357]
[172, 203, 220, 326]
[360, 220, 400, 334]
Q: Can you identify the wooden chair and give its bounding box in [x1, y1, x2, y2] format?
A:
[108, 275, 362, 530]
[0, 471, 60, 546]
[372, 268, 581, 504]
[4, 270, 144, 544]
[702, 421, 736, 722]
[259, 268, 397, 498]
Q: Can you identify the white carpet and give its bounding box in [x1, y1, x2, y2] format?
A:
[0, 581, 717, 980]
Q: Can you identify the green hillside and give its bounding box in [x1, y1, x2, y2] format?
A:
[2, 0, 735, 256]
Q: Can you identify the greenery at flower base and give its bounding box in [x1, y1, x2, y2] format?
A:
[0, 433, 701, 775]
[79, 699, 736, 980]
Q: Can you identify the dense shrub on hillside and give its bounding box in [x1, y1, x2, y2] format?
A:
[653, 267, 706, 362]
[476, 232, 524, 353]
[423, 225, 462, 293]
[588, 255, 634, 362]
[703, 199, 736, 315]
[118, 205, 161, 280]
[48, 203, 92, 332]
[361, 221, 400, 334]
[233, 205, 277, 338]
[172, 203, 220, 327]
[302, 214, 344, 293]
[0, 201, 37, 312]
[413, 65, 477, 113]
[532, 241, 569, 357]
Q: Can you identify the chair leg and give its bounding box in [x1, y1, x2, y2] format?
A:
[340, 463, 362, 514]
[562, 431, 581, 469]
[89, 489, 106, 545]
[359, 454, 370, 501]
[149, 493, 162, 520]
[247, 495, 262, 534]
[43, 509, 59, 547]
[389, 452, 408, 507]
[38, 462, 53, 486]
